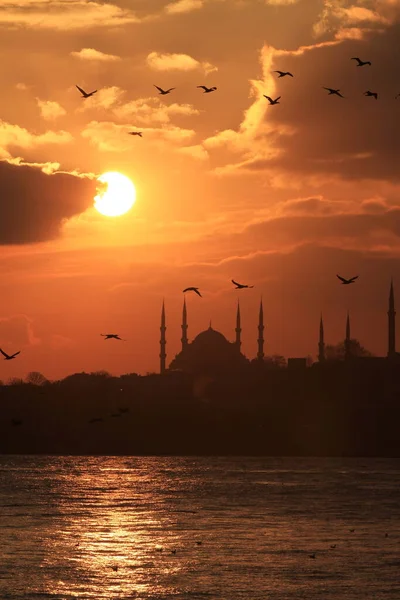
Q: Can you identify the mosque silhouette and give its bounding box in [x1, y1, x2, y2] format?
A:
[159, 281, 398, 375]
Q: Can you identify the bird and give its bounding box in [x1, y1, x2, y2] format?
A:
[232, 279, 254, 290]
[330, 544, 337, 549]
[309, 553, 316, 559]
[183, 287, 202, 297]
[0, 348, 21, 360]
[171, 549, 177, 555]
[76, 85, 97, 98]
[336, 275, 359, 285]
[111, 565, 118, 572]
[128, 131, 142, 137]
[11, 419, 22, 426]
[197, 85, 217, 93]
[385, 532, 389, 538]
[154, 85, 175, 95]
[351, 57, 371, 66]
[323, 87, 344, 98]
[88, 417, 103, 424]
[110, 413, 121, 418]
[364, 90, 378, 99]
[349, 528, 355, 533]
[395, 93, 400, 99]
[263, 95, 281, 105]
[196, 541, 202, 546]
[273, 70, 293, 78]
[101, 334, 125, 340]
[118, 407, 130, 414]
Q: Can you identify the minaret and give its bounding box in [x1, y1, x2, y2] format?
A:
[160, 300, 166, 374]
[257, 298, 264, 360]
[388, 278, 396, 358]
[318, 313, 325, 362]
[344, 311, 351, 360]
[235, 300, 241, 351]
[181, 298, 188, 351]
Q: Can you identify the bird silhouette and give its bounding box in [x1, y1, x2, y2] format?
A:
[349, 528, 355, 533]
[323, 87, 344, 97]
[11, 419, 23, 426]
[88, 417, 103, 424]
[309, 553, 316, 559]
[197, 85, 217, 93]
[128, 131, 143, 137]
[330, 544, 337, 549]
[101, 334, 125, 340]
[183, 287, 202, 297]
[263, 95, 281, 105]
[154, 85, 175, 95]
[76, 85, 97, 98]
[0, 348, 21, 360]
[336, 275, 358, 285]
[274, 70, 293, 78]
[232, 279, 254, 289]
[364, 90, 378, 99]
[351, 57, 371, 66]
[395, 93, 400, 99]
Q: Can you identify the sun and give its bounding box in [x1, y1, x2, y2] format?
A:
[94, 172, 136, 217]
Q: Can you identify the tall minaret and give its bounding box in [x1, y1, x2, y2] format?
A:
[318, 313, 325, 362]
[388, 278, 396, 358]
[160, 300, 166, 374]
[344, 311, 351, 360]
[181, 298, 188, 351]
[235, 300, 241, 351]
[257, 298, 264, 360]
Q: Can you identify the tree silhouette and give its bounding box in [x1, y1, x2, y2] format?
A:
[26, 371, 48, 386]
[325, 338, 373, 360]
[263, 354, 287, 369]
[7, 377, 25, 386]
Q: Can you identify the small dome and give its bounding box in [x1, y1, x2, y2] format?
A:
[192, 327, 230, 347]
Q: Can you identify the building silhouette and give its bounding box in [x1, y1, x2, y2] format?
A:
[160, 281, 398, 374]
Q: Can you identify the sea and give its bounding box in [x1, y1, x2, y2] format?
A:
[0, 456, 399, 600]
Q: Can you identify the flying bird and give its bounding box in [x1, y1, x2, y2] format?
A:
[232, 279, 254, 290]
[183, 287, 202, 297]
[364, 90, 378, 99]
[128, 131, 143, 137]
[336, 275, 359, 285]
[0, 348, 21, 360]
[395, 93, 400, 99]
[101, 334, 125, 341]
[323, 88, 344, 97]
[154, 85, 175, 95]
[273, 70, 293, 78]
[11, 419, 23, 427]
[351, 57, 371, 67]
[88, 417, 103, 424]
[263, 95, 281, 105]
[197, 85, 217, 93]
[76, 85, 97, 98]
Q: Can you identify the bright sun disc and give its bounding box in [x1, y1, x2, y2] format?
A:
[94, 172, 136, 217]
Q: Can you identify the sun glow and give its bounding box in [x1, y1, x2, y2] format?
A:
[94, 172, 136, 217]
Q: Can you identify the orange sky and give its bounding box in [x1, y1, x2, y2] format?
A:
[1, 0, 400, 381]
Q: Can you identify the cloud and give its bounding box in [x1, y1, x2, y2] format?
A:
[146, 51, 217, 74]
[0, 314, 40, 348]
[113, 97, 200, 124]
[70, 48, 121, 62]
[313, 0, 397, 39]
[0, 160, 96, 244]
[36, 99, 66, 120]
[0, 1, 140, 30]
[165, 0, 204, 14]
[76, 86, 125, 111]
[0, 120, 72, 159]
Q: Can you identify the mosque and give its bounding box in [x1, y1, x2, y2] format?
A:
[159, 281, 398, 374]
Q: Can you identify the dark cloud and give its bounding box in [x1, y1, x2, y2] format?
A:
[0, 161, 96, 244]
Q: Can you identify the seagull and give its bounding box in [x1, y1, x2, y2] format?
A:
[154, 85, 175, 95]
[263, 95, 281, 105]
[118, 407, 130, 414]
[0, 348, 21, 360]
[336, 275, 358, 285]
[183, 287, 202, 297]
[330, 544, 337, 549]
[323, 87, 344, 97]
[128, 131, 142, 137]
[274, 70, 293, 78]
[309, 553, 316, 559]
[364, 90, 378, 99]
[349, 528, 355, 533]
[232, 279, 254, 290]
[197, 85, 217, 93]
[76, 85, 97, 98]
[101, 334, 125, 341]
[351, 57, 371, 67]
[111, 566, 118, 572]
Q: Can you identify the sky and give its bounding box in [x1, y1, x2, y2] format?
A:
[1, 0, 400, 381]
